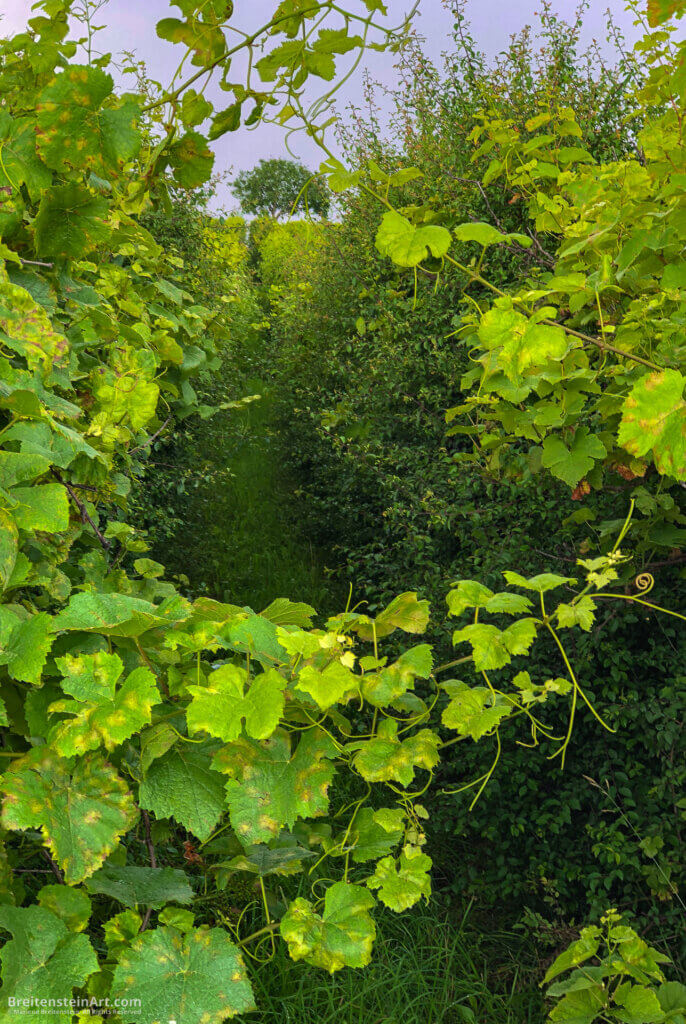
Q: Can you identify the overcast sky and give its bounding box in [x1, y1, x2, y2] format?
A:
[1, 1, 641, 208]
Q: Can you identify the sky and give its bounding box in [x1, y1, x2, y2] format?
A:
[1, 0, 641, 208]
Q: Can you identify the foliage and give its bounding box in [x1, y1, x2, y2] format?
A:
[544, 909, 686, 1024]
[256, 0, 686, 948]
[233, 158, 330, 220]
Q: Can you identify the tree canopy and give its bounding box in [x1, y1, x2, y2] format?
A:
[232, 158, 330, 219]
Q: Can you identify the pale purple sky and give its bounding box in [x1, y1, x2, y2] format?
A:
[2, 1, 640, 207]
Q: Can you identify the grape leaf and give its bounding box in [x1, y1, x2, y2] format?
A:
[0, 905, 98, 1024]
[187, 664, 285, 741]
[361, 644, 432, 707]
[53, 591, 188, 637]
[167, 131, 215, 188]
[111, 926, 255, 1024]
[541, 427, 607, 488]
[502, 571, 576, 593]
[618, 369, 685, 480]
[349, 807, 405, 863]
[85, 865, 193, 909]
[33, 183, 110, 259]
[280, 881, 376, 973]
[36, 884, 92, 932]
[139, 744, 225, 843]
[447, 581, 532, 616]
[351, 719, 440, 786]
[375, 211, 451, 268]
[1, 749, 137, 883]
[295, 659, 359, 709]
[0, 510, 18, 591]
[55, 650, 124, 702]
[452, 618, 538, 671]
[366, 846, 432, 911]
[0, 611, 52, 683]
[441, 682, 511, 739]
[9, 483, 69, 533]
[48, 666, 159, 756]
[354, 591, 430, 641]
[212, 728, 337, 845]
[36, 65, 140, 174]
[556, 596, 596, 631]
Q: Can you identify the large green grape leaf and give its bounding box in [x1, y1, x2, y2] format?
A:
[9, 483, 69, 533]
[212, 728, 337, 845]
[452, 618, 538, 671]
[375, 211, 451, 268]
[1, 750, 137, 883]
[110, 926, 255, 1024]
[0, 611, 52, 683]
[0, 451, 51, 488]
[280, 881, 376, 973]
[36, 66, 140, 174]
[618, 369, 686, 480]
[48, 666, 159, 756]
[350, 719, 440, 787]
[441, 682, 512, 739]
[361, 644, 432, 708]
[186, 664, 285, 742]
[138, 744, 226, 842]
[54, 650, 123, 701]
[0, 905, 98, 1024]
[541, 427, 607, 488]
[52, 591, 189, 637]
[366, 846, 432, 911]
[497, 322, 571, 383]
[295, 659, 359, 709]
[85, 865, 193, 909]
[33, 183, 110, 259]
[260, 597, 316, 627]
[349, 807, 405, 863]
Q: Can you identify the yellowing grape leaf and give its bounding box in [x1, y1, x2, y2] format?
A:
[354, 591, 430, 641]
[48, 666, 159, 756]
[441, 682, 511, 738]
[295, 659, 359, 709]
[375, 210, 451, 268]
[36, 66, 140, 174]
[111, 926, 255, 1024]
[187, 664, 285, 741]
[556, 596, 596, 631]
[452, 618, 538, 671]
[618, 369, 686, 480]
[37, 884, 92, 932]
[280, 881, 376, 973]
[646, 0, 685, 25]
[446, 580, 532, 617]
[351, 719, 440, 787]
[0, 905, 98, 1024]
[1, 749, 137, 883]
[348, 807, 405, 863]
[55, 650, 124, 702]
[366, 846, 432, 911]
[361, 644, 432, 707]
[212, 728, 337, 845]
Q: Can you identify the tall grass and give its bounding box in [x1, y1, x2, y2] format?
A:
[249, 905, 546, 1024]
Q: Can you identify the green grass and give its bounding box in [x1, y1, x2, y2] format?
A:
[249, 905, 546, 1024]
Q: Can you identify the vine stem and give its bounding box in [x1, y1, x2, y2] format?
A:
[51, 468, 111, 551]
